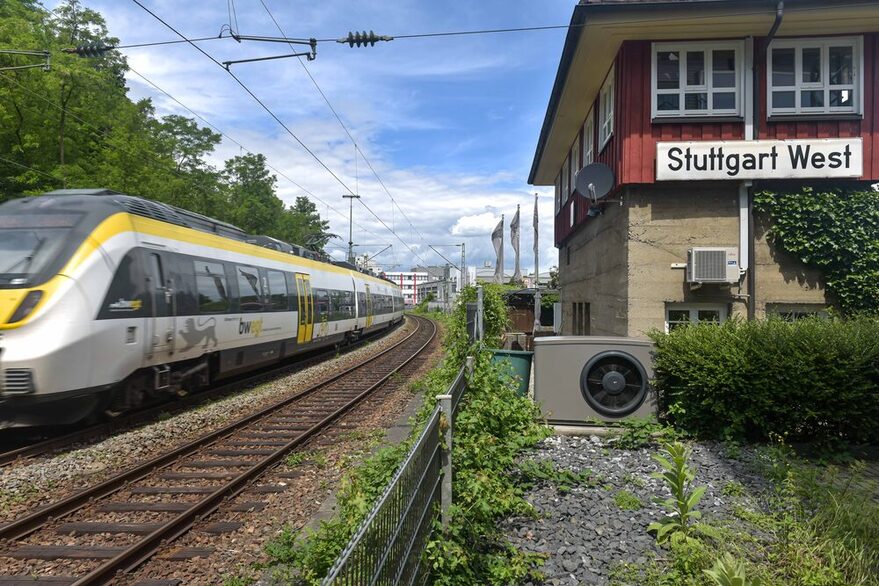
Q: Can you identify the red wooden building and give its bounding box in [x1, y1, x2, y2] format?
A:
[530, 0, 879, 336]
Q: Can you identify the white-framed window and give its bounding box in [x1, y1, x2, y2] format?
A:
[554, 173, 561, 215]
[583, 108, 595, 167]
[598, 66, 614, 149]
[652, 41, 744, 119]
[570, 136, 580, 194]
[561, 157, 570, 206]
[767, 36, 863, 116]
[665, 303, 728, 332]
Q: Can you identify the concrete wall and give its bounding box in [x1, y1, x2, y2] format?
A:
[558, 182, 829, 337]
[753, 214, 829, 318]
[558, 199, 628, 336]
[625, 183, 744, 336]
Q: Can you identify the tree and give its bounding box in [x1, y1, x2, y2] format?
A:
[278, 196, 334, 251]
[223, 153, 284, 235]
[155, 115, 221, 173]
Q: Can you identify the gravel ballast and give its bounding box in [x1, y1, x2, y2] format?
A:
[503, 434, 770, 586]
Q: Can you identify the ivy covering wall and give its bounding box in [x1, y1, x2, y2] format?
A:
[754, 186, 879, 316]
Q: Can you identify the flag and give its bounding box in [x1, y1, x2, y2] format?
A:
[511, 205, 521, 283]
[492, 215, 504, 283]
[533, 194, 539, 257]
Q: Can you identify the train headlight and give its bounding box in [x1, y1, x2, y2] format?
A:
[8, 290, 43, 324]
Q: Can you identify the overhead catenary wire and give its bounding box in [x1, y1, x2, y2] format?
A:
[256, 0, 430, 257]
[0, 154, 60, 182]
[125, 65, 381, 241]
[130, 0, 427, 265]
[102, 2, 875, 52]
[0, 68, 365, 248]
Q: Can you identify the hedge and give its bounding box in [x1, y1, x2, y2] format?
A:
[649, 318, 879, 444]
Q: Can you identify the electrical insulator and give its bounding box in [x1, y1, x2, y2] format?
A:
[342, 30, 392, 48]
[73, 42, 108, 57]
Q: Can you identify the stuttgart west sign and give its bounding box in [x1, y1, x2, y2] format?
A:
[656, 138, 863, 181]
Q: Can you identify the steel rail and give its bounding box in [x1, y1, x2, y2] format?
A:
[0, 323, 401, 468]
[0, 316, 430, 543]
[71, 315, 436, 584]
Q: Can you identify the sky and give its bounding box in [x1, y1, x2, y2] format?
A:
[55, 0, 574, 274]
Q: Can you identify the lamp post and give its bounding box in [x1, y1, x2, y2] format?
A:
[342, 194, 361, 265]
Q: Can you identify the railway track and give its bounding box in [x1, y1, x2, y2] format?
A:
[0, 321, 404, 468]
[0, 315, 436, 585]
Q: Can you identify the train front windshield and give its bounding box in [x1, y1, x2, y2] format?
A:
[0, 213, 83, 288]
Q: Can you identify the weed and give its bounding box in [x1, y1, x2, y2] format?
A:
[518, 459, 593, 492]
[623, 473, 646, 488]
[647, 441, 717, 544]
[285, 450, 328, 469]
[614, 489, 643, 511]
[704, 553, 760, 586]
[613, 417, 671, 450]
[722, 480, 746, 497]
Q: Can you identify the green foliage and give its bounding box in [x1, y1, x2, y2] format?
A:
[425, 349, 551, 585]
[444, 284, 510, 365]
[648, 441, 716, 544]
[722, 480, 746, 498]
[754, 187, 879, 316]
[614, 489, 643, 511]
[0, 0, 333, 253]
[518, 459, 593, 493]
[649, 317, 879, 444]
[704, 553, 761, 586]
[613, 416, 674, 450]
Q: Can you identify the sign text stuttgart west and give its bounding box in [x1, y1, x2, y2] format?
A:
[656, 138, 863, 181]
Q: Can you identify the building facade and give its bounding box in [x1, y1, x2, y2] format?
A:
[383, 271, 429, 306]
[530, 0, 879, 336]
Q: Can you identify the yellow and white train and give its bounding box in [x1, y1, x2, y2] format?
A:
[0, 189, 404, 428]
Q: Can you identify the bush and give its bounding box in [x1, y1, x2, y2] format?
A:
[649, 318, 879, 444]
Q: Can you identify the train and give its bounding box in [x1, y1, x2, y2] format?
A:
[0, 189, 404, 428]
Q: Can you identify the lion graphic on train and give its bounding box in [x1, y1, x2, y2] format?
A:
[178, 317, 219, 351]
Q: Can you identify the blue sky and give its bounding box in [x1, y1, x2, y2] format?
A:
[57, 0, 574, 273]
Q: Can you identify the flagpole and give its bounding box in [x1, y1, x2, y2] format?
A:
[533, 193, 541, 337]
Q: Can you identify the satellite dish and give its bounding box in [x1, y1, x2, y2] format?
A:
[575, 162, 615, 204]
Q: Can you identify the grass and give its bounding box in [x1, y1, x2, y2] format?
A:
[614, 489, 643, 511]
[285, 450, 328, 469]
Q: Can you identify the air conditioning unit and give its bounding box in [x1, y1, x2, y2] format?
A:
[687, 247, 739, 283]
[534, 337, 656, 424]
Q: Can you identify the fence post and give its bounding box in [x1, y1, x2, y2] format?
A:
[437, 393, 453, 530]
[476, 285, 484, 341]
[466, 356, 474, 379]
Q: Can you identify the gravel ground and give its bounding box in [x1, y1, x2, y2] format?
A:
[0, 320, 415, 522]
[504, 434, 771, 586]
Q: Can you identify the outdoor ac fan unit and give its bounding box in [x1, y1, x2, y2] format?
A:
[533, 337, 656, 425]
[687, 247, 739, 283]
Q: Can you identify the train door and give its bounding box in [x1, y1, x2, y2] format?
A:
[365, 284, 374, 328]
[295, 273, 313, 343]
[144, 251, 176, 358]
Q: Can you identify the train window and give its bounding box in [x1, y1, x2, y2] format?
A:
[267, 270, 288, 311]
[333, 290, 354, 320]
[314, 289, 330, 321]
[148, 254, 164, 290]
[194, 261, 229, 313]
[236, 265, 263, 312]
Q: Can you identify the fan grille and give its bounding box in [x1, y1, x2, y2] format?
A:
[579, 351, 648, 417]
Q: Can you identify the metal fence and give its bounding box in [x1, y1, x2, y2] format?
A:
[321, 361, 470, 586]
